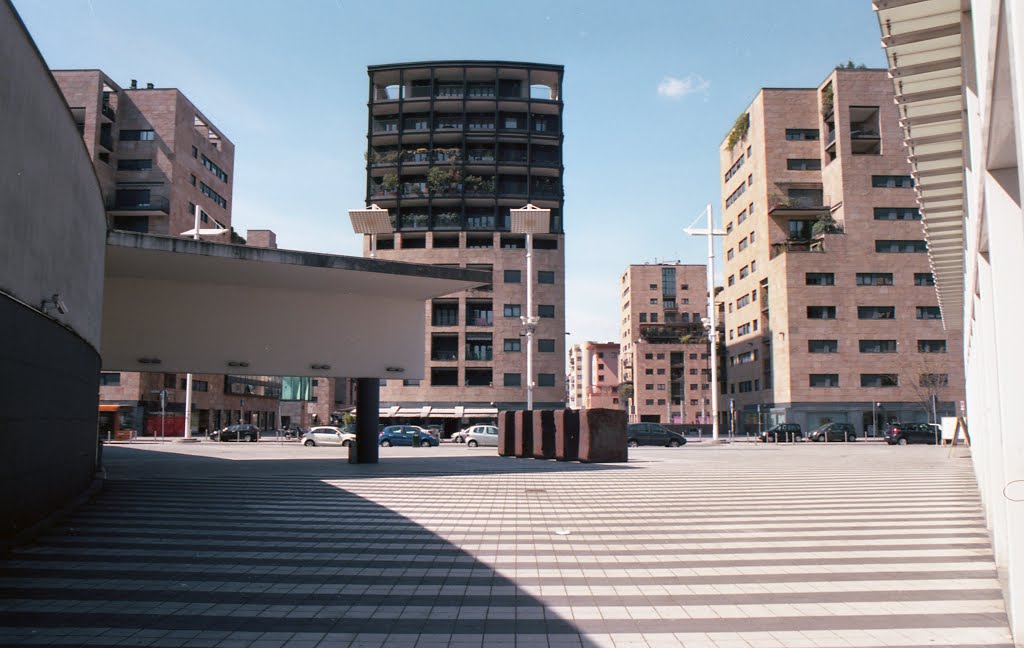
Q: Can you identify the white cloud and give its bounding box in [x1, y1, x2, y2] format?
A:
[657, 74, 710, 100]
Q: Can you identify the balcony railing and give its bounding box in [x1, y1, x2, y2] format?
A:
[372, 120, 398, 133]
[101, 103, 116, 121]
[433, 212, 461, 229]
[106, 196, 170, 213]
[769, 238, 825, 258]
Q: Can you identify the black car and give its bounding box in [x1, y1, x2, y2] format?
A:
[627, 423, 688, 447]
[756, 423, 802, 442]
[884, 422, 939, 445]
[808, 422, 857, 442]
[209, 424, 260, 442]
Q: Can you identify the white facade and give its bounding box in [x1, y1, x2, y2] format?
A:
[876, 0, 1024, 642]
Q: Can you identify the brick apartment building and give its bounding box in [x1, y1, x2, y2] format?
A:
[717, 68, 965, 435]
[54, 70, 342, 436]
[618, 264, 716, 424]
[566, 342, 620, 410]
[360, 61, 566, 434]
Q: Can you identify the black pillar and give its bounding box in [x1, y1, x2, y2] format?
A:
[355, 378, 380, 464]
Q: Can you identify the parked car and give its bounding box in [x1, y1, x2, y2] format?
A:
[756, 423, 803, 442]
[209, 424, 260, 442]
[451, 428, 470, 443]
[281, 426, 308, 440]
[808, 422, 857, 442]
[884, 422, 939, 445]
[465, 425, 499, 447]
[626, 423, 688, 447]
[302, 426, 356, 447]
[379, 425, 439, 447]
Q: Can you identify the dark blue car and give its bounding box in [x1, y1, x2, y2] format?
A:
[379, 425, 439, 447]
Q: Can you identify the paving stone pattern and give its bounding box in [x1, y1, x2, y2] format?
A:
[0, 442, 1013, 647]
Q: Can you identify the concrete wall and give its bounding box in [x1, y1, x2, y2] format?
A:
[0, 0, 107, 540]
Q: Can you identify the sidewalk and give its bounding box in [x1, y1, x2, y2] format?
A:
[0, 443, 1012, 647]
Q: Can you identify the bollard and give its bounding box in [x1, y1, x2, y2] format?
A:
[348, 440, 359, 464]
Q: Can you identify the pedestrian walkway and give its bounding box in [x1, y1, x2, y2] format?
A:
[0, 443, 1013, 647]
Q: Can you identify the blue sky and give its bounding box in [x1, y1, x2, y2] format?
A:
[13, 0, 886, 344]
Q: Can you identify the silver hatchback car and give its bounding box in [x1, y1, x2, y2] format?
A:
[302, 426, 356, 447]
[465, 424, 499, 447]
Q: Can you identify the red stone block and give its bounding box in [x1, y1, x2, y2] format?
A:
[497, 410, 516, 457]
[578, 408, 627, 463]
[554, 409, 580, 462]
[532, 410, 556, 459]
[513, 410, 533, 458]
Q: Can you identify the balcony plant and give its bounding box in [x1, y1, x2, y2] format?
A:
[381, 173, 399, 192]
[726, 112, 750, 150]
[812, 213, 843, 236]
[821, 84, 834, 119]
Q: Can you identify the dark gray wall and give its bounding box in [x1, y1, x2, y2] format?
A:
[0, 0, 107, 540]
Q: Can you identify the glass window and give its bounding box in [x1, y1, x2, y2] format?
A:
[858, 306, 896, 319]
[876, 240, 928, 253]
[859, 339, 898, 353]
[538, 373, 556, 387]
[871, 175, 914, 188]
[918, 339, 947, 353]
[504, 373, 521, 387]
[538, 305, 555, 318]
[808, 340, 838, 353]
[806, 273, 834, 286]
[917, 306, 942, 320]
[538, 271, 555, 284]
[537, 339, 555, 352]
[504, 270, 521, 283]
[503, 304, 522, 317]
[809, 374, 839, 387]
[915, 273, 935, 286]
[861, 373, 899, 387]
[856, 273, 894, 286]
[504, 339, 522, 352]
[874, 207, 921, 221]
[807, 306, 836, 319]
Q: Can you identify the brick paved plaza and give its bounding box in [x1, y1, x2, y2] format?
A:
[0, 442, 1013, 647]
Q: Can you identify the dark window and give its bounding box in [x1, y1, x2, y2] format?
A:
[789, 219, 816, 240]
[876, 240, 928, 253]
[915, 273, 935, 286]
[504, 373, 521, 387]
[201, 154, 229, 183]
[114, 188, 152, 208]
[430, 368, 458, 386]
[874, 207, 921, 221]
[465, 368, 492, 387]
[503, 339, 521, 352]
[808, 340, 838, 353]
[163, 373, 176, 389]
[190, 174, 197, 186]
[504, 270, 521, 283]
[918, 339, 947, 353]
[859, 339, 897, 353]
[538, 373, 556, 387]
[807, 306, 836, 319]
[809, 374, 839, 387]
[431, 335, 459, 361]
[538, 305, 555, 318]
[465, 333, 493, 361]
[466, 303, 493, 326]
[191, 145, 198, 158]
[117, 158, 152, 171]
[200, 181, 227, 209]
[119, 129, 155, 141]
[861, 373, 899, 387]
[871, 175, 914, 188]
[806, 272, 834, 286]
[537, 339, 555, 352]
[920, 373, 950, 387]
[99, 372, 121, 386]
[856, 273, 894, 286]
[917, 306, 942, 320]
[785, 128, 820, 141]
[403, 379, 421, 386]
[858, 306, 896, 319]
[538, 271, 555, 284]
[432, 301, 459, 326]
[503, 304, 521, 317]
[787, 158, 822, 171]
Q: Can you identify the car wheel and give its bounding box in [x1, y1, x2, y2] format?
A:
[248, 434, 257, 442]
[668, 439, 680, 448]
[767, 435, 776, 442]
[420, 440, 431, 447]
[467, 440, 478, 447]
[304, 439, 315, 447]
[380, 440, 391, 447]
[847, 434, 856, 442]
[627, 439, 639, 448]
[342, 440, 350, 447]
[897, 437, 908, 446]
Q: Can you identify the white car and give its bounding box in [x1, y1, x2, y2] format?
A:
[465, 424, 499, 447]
[302, 426, 356, 447]
[451, 427, 470, 443]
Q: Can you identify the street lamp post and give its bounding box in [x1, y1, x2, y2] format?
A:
[685, 204, 726, 442]
[179, 204, 228, 440]
[510, 204, 551, 411]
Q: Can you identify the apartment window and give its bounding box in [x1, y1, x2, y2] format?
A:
[466, 303, 493, 326]
[872, 175, 914, 188]
[538, 305, 555, 318]
[538, 373, 556, 387]
[504, 270, 521, 283]
[432, 301, 459, 326]
[859, 339, 897, 353]
[750, 260, 757, 273]
[728, 275, 735, 286]
[200, 182, 227, 209]
[861, 374, 898, 387]
[538, 339, 555, 352]
[190, 174, 197, 186]
[504, 373, 521, 387]
[117, 158, 152, 171]
[403, 379, 421, 386]
[191, 145, 198, 158]
[874, 207, 921, 221]
[650, 313, 659, 323]
[806, 272, 834, 286]
[917, 306, 942, 320]
[465, 333, 493, 361]
[99, 372, 121, 386]
[725, 182, 747, 208]
[876, 240, 928, 253]
[749, 231, 756, 244]
[736, 294, 751, 309]
[737, 209, 747, 225]
[808, 340, 838, 353]
[921, 373, 950, 387]
[538, 271, 555, 284]
[738, 237, 749, 251]
[809, 374, 839, 388]
[465, 368, 493, 387]
[724, 154, 746, 182]
[856, 272, 894, 286]
[727, 248, 735, 260]
[807, 306, 836, 319]
[430, 368, 458, 386]
[201, 154, 229, 183]
[918, 339, 947, 353]
[737, 323, 752, 336]
[504, 339, 522, 352]
[649, 298, 659, 305]
[915, 273, 935, 286]
[740, 266, 750, 279]
[785, 128, 820, 141]
[645, 399, 655, 405]
[503, 304, 522, 317]
[787, 158, 822, 171]
[119, 129, 155, 141]
[645, 353, 653, 359]
[858, 306, 895, 319]
[431, 335, 459, 361]
[726, 222, 734, 234]
[639, 313, 647, 323]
